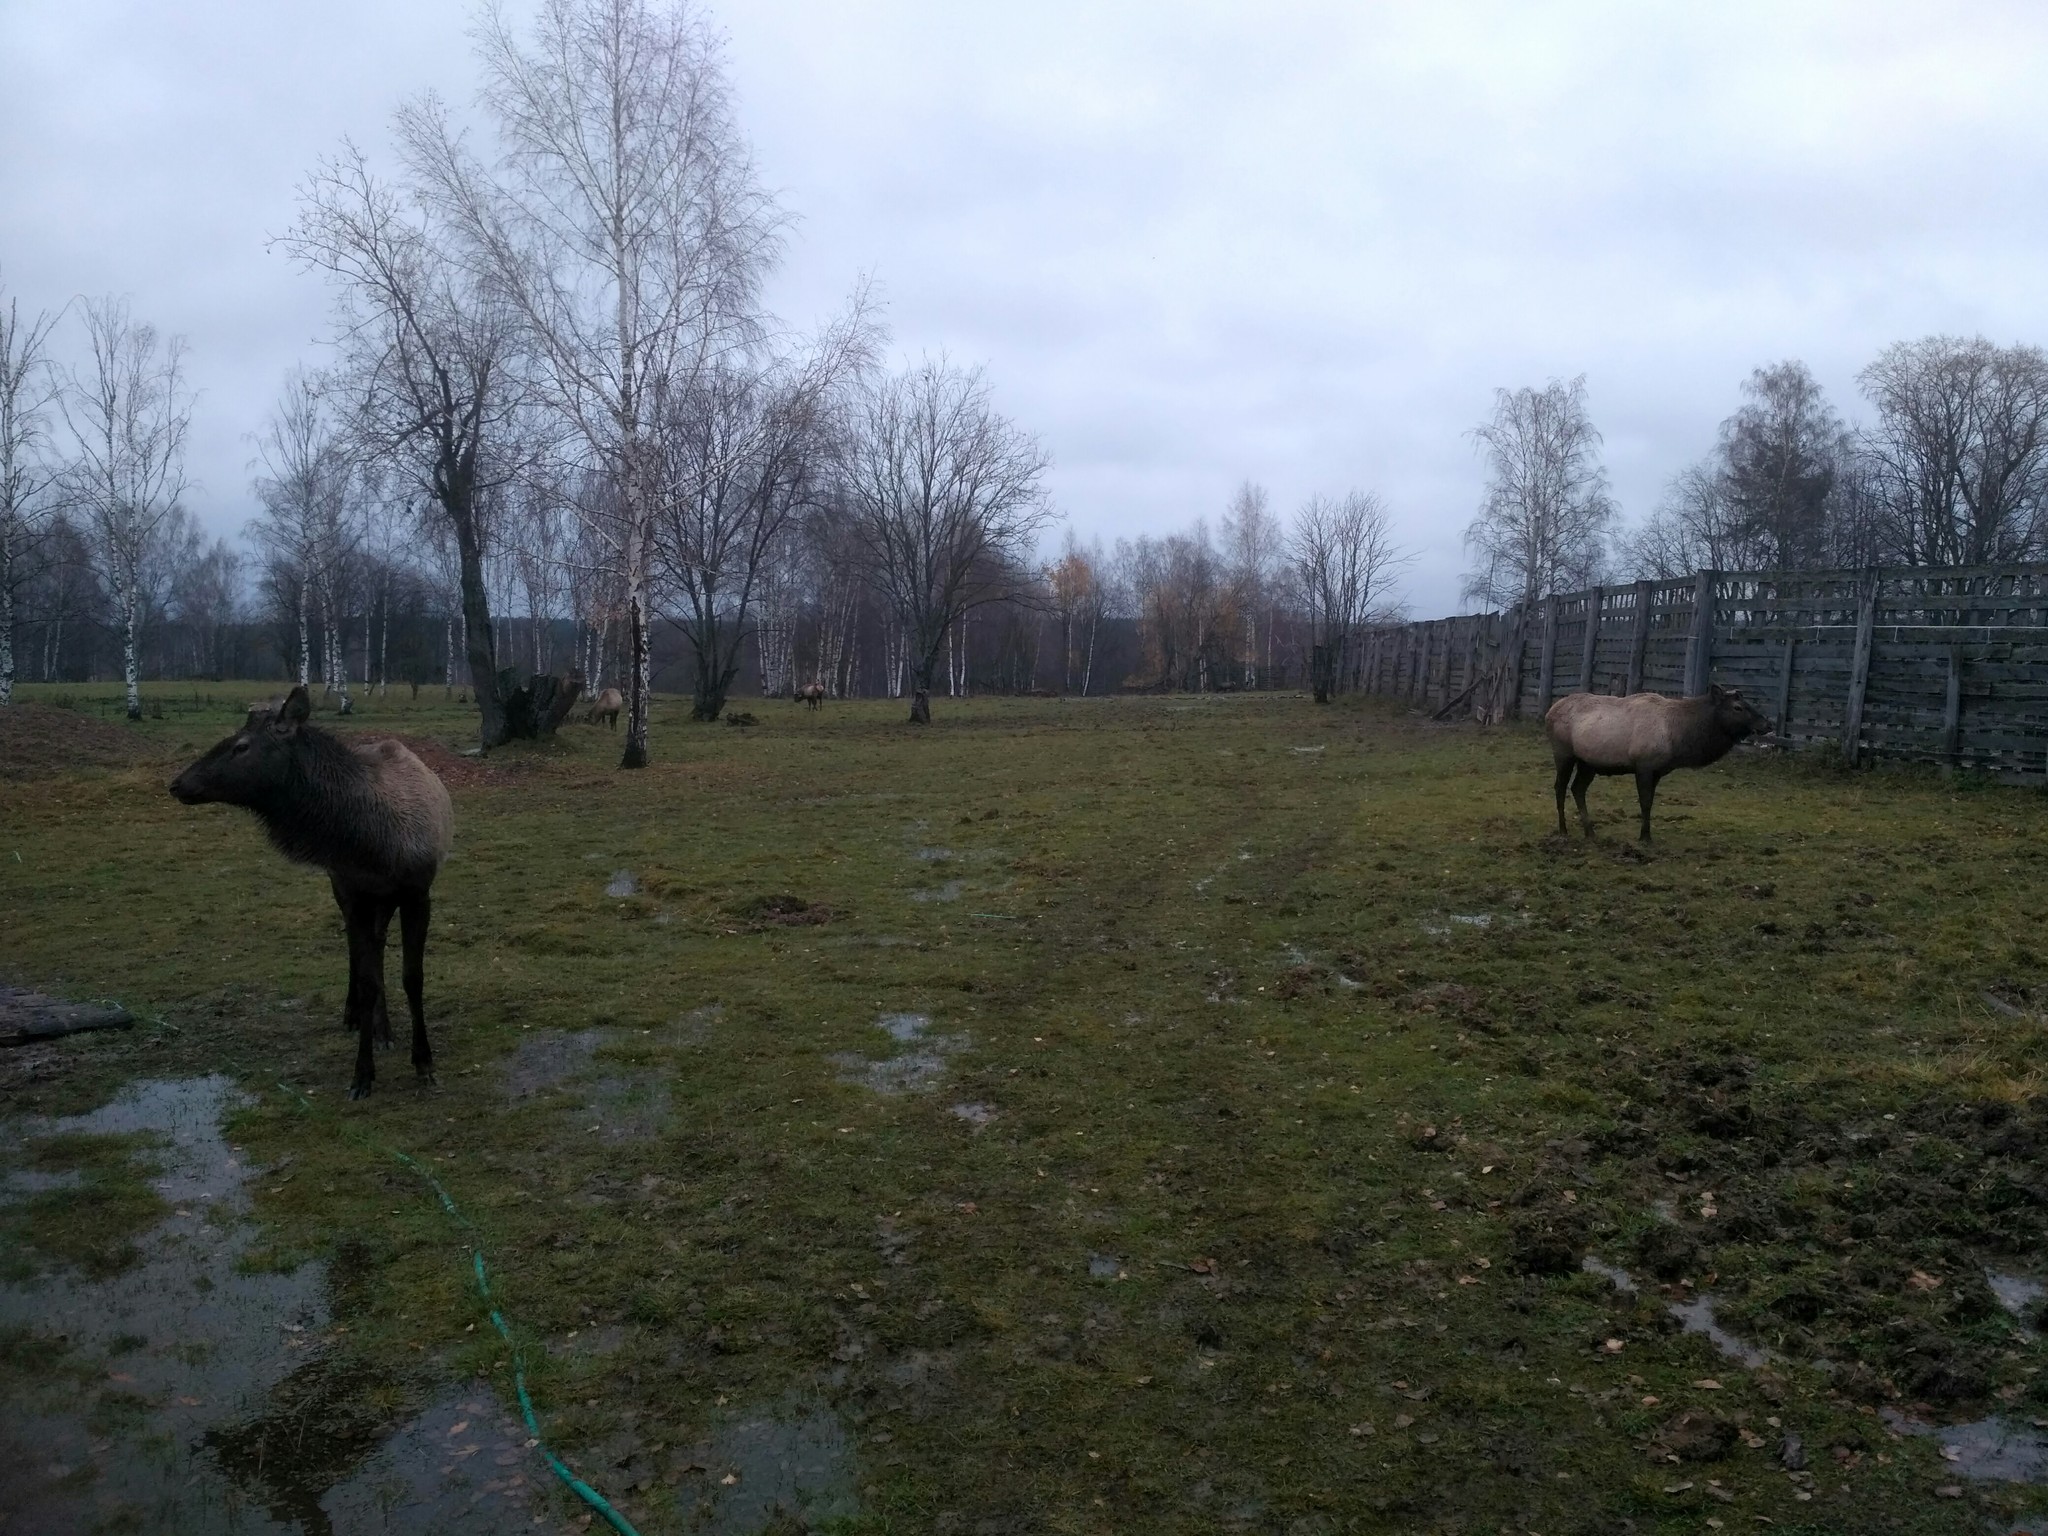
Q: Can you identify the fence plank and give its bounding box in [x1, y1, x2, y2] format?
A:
[1686, 570, 1715, 695]
[1579, 586, 1602, 695]
[1537, 594, 1560, 714]
[1841, 572, 1879, 765]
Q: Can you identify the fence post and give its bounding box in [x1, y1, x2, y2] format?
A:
[1627, 579, 1651, 694]
[1537, 594, 1560, 714]
[1841, 570, 1878, 766]
[1463, 620, 1481, 715]
[1775, 637, 1796, 741]
[1578, 586, 1602, 693]
[1506, 604, 1528, 719]
[1685, 569, 1716, 695]
[1943, 644, 1963, 766]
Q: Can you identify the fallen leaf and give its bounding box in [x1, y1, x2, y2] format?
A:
[720, 1472, 739, 1486]
[1663, 1480, 1694, 1493]
[1907, 1270, 1943, 1292]
[1693, 1379, 1723, 1390]
[1601, 1338, 1625, 1353]
[1940, 1446, 1961, 1462]
[1393, 1413, 1414, 1429]
[1935, 1485, 1962, 1498]
[448, 1421, 469, 1437]
[1348, 1422, 1375, 1437]
[1189, 1257, 1217, 1275]
[176, 1396, 201, 1406]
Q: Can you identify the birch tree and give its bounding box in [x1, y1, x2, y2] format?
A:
[407, 0, 782, 767]
[843, 359, 1051, 723]
[0, 284, 63, 707]
[61, 299, 193, 720]
[1461, 375, 1615, 608]
[1292, 490, 1407, 704]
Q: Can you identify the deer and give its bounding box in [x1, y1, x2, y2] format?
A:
[169, 685, 454, 1098]
[585, 687, 623, 728]
[796, 681, 826, 711]
[1546, 684, 1772, 841]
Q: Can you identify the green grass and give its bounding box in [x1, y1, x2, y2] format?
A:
[5, 679, 2048, 1532]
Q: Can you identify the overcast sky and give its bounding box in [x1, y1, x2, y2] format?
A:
[6, 0, 2048, 614]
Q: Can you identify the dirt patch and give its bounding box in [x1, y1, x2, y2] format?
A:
[729, 893, 834, 929]
[0, 702, 150, 779]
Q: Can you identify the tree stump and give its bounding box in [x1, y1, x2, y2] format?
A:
[500, 670, 584, 740]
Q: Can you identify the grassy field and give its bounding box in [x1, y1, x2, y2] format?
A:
[5, 680, 2048, 1533]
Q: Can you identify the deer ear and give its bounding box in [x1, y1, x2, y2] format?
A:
[280, 686, 312, 727]
[1708, 683, 1727, 700]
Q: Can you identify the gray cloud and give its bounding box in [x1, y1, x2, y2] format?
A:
[6, 0, 2047, 611]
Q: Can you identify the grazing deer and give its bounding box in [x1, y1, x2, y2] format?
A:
[170, 685, 454, 1098]
[1546, 684, 1772, 841]
[585, 687, 623, 728]
[796, 681, 826, 711]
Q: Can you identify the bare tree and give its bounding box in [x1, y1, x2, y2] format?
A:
[1222, 480, 1282, 687]
[1860, 336, 2048, 566]
[282, 142, 525, 746]
[1292, 490, 1407, 704]
[1462, 375, 1615, 608]
[406, 0, 783, 767]
[0, 282, 63, 707]
[60, 298, 193, 720]
[249, 372, 358, 694]
[1716, 361, 1850, 570]
[843, 359, 1051, 723]
[652, 305, 871, 719]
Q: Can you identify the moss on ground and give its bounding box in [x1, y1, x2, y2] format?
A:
[5, 680, 2048, 1532]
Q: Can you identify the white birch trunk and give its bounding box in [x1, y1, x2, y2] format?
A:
[297, 583, 311, 687]
[120, 586, 140, 719]
[0, 525, 13, 707]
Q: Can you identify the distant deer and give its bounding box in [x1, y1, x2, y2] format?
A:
[1546, 685, 1772, 841]
[169, 685, 454, 1098]
[585, 687, 623, 728]
[796, 681, 826, 711]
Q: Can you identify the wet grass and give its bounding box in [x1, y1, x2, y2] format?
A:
[5, 680, 2048, 1532]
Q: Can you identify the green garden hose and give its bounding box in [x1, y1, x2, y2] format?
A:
[276, 1083, 644, 1536]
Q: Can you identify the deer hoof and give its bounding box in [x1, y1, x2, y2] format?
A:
[349, 1079, 374, 1101]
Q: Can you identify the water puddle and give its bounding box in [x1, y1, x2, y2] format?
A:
[0, 1076, 325, 1533]
[605, 870, 639, 898]
[1882, 1408, 2048, 1483]
[949, 1102, 997, 1127]
[501, 1028, 605, 1097]
[910, 880, 966, 904]
[1582, 1257, 1770, 1368]
[833, 1013, 968, 1095]
[319, 1384, 546, 1531]
[673, 1407, 857, 1533]
[1991, 1270, 2044, 1324]
[913, 847, 953, 862]
[1088, 1253, 1125, 1280]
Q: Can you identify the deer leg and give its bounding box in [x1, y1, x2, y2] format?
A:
[332, 879, 359, 1033]
[1636, 769, 1660, 842]
[400, 891, 434, 1083]
[369, 900, 396, 1047]
[343, 896, 377, 1099]
[1572, 763, 1598, 837]
[1553, 759, 1574, 834]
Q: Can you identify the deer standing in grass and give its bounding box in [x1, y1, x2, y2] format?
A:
[796, 681, 825, 711]
[170, 685, 453, 1098]
[1546, 684, 1772, 842]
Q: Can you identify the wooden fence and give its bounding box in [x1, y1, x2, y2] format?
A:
[1357, 564, 2048, 779]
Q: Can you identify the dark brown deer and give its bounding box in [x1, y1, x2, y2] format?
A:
[169, 685, 454, 1098]
[584, 687, 623, 728]
[1546, 684, 1772, 841]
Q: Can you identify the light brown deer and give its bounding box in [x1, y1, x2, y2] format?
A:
[1547, 685, 1772, 841]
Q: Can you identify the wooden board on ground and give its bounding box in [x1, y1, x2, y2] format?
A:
[0, 986, 134, 1047]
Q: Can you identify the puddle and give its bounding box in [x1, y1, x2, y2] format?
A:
[1088, 1253, 1125, 1280]
[1290, 745, 1325, 755]
[605, 869, 639, 898]
[833, 1013, 967, 1095]
[501, 1028, 605, 1097]
[910, 880, 966, 904]
[675, 1407, 857, 1533]
[580, 1074, 672, 1143]
[0, 1076, 326, 1533]
[2, 1167, 83, 1195]
[320, 1384, 548, 1532]
[949, 1102, 997, 1127]
[913, 847, 953, 862]
[1582, 1256, 1770, 1368]
[1991, 1271, 2044, 1323]
[1882, 1408, 2048, 1483]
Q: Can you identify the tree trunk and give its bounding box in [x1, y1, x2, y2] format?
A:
[0, 523, 14, 707]
[297, 582, 311, 686]
[622, 583, 650, 768]
[121, 588, 141, 720]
